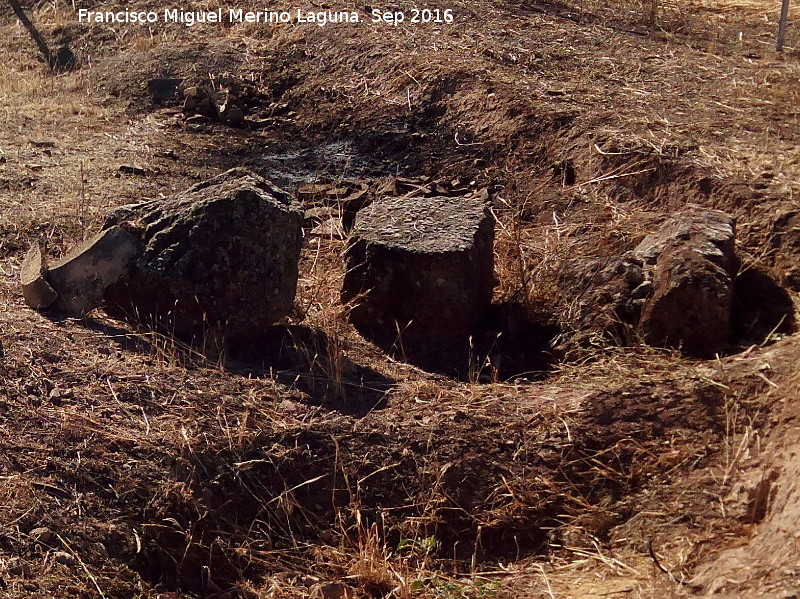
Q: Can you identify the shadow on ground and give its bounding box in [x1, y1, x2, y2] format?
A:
[354, 301, 560, 383]
[48, 313, 394, 417]
[226, 325, 395, 417]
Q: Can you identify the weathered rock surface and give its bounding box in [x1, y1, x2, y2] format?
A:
[342, 195, 494, 354]
[103, 168, 304, 345]
[639, 244, 733, 355]
[634, 207, 738, 355]
[48, 227, 144, 316]
[183, 85, 218, 118]
[557, 253, 648, 348]
[634, 207, 737, 274]
[29, 527, 55, 545]
[20, 241, 57, 310]
[20, 228, 143, 316]
[182, 84, 246, 125]
[303, 205, 338, 227]
[558, 206, 765, 357]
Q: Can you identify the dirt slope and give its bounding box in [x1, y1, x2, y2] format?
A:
[1, 0, 800, 597]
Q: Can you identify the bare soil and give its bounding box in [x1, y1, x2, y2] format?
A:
[1, 0, 800, 597]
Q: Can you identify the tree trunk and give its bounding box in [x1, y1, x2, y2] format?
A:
[776, 0, 791, 52]
[647, 0, 658, 27]
[6, 0, 54, 66]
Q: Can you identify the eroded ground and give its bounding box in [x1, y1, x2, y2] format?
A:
[1, 0, 800, 597]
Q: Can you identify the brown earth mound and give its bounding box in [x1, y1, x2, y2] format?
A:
[1, 0, 799, 597]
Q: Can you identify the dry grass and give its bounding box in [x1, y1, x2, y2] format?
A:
[1, 0, 800, 596]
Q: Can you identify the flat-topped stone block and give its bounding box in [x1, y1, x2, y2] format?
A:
[342, 195, 495, 354]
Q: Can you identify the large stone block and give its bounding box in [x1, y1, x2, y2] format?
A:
[342, 196, 494, 354]
[633, 207, 737, 356]
[639, 244, 733, 355]
[103, 168, 304, 345]
[556, 206, 751, 357]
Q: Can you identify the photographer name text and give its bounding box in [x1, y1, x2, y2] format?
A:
[77, 7, 455, 27]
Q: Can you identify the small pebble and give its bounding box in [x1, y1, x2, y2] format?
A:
[29, 527, 55, 545]
[53, 551, 77, 567]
